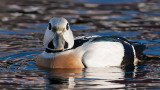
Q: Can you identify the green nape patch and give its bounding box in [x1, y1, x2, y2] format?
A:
[92, 36, 130, 43]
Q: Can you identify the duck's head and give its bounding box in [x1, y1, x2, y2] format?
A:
[43, 17, 74, 51]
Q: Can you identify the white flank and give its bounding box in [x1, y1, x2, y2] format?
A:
[81, 41, 125, 67]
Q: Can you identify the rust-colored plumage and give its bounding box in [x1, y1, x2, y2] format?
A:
[36, 53, 84, 68]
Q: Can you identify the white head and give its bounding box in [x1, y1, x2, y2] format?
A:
[43, 17, 74, 51]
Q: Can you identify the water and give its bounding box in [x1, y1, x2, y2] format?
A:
[0, 0, 160, 89]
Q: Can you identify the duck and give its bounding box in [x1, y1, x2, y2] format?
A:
[36, 17, 145, 68]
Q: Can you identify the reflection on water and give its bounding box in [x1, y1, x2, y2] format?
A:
[0, 0, 160, 89]
[45, 68, 125, 89]
[35, 63, 159, 89]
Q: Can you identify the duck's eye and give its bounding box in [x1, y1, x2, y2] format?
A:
[48, 23, 52, 30]
[66, 23, 69, 30]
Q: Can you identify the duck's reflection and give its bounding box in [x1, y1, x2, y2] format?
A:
[43, 68, 83, 89]
[42, 66, 137, 89]
[81, 67, 126, 88]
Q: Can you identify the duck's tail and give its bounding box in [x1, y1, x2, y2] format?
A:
[133, 43, 146, 58]
[133, 43, 160, 60]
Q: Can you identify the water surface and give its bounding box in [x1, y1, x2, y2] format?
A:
[0, 0, 160, 89]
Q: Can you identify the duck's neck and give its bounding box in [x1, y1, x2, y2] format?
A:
[42, 48, 74, 59]
[45, 48, 63, 53]
[45, 48, 72, 53]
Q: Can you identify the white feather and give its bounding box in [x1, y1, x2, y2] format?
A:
[43, 28, 54, 48]
[63, 29, 74, 49]
[81, 41, 124, 67]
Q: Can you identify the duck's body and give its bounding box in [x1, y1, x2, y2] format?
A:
[36, 17, 145, 68]
[37, 50, 85, 68]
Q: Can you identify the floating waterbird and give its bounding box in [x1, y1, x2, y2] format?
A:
[36, 17, 145, 68]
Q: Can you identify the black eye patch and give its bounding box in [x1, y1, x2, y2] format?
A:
[48, 23, 52, 30]
[66, 23, 69, 30]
